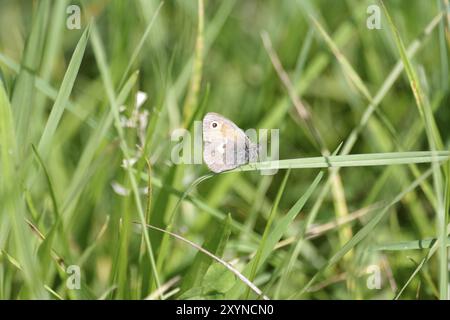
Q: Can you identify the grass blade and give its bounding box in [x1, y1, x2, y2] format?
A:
[38, 23, 91, 157]
[245, 169, 292, 298]
[380, 0, 447, 299]
[297, 167, 435, 297]
[11, 0, 49, 152]
[179, 214, 232, 296]
[227, 171, 323, 299]
[0, 79, 46, 297]
[90, 21, 162, 297]
[373, 237, 450, 251]
[235, 151, 450, 171]
[138, 222, 269, 300]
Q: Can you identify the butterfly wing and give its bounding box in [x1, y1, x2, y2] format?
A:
[203, 113, 255, 173]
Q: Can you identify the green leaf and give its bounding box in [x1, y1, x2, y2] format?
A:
[226, 171, 323, 299]
[297, 167, 435, 297]
[37, 223, 58, 279]
[11, 0, 50, 151]
[180, 214, 232, 293]
[203, 263, 236, 293]
[0, 68, 47, 298]
[38, 23, 91, 157]
[31, 145, 60, 221]
[90, 21, 161, 296]
[373, 237, 450, 251]
[235, 151, 450, 172]
[31, 144, 64, 278]
[380, 0, 447, 299]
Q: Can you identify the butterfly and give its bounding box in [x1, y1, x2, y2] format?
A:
[202, 112, 259, 173]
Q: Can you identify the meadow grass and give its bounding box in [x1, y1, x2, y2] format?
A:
[0, 0, 449, 299]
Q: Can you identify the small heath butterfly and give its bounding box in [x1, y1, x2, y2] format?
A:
[202, 112, 258, 173]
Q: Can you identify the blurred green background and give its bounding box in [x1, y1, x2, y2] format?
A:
[0, 0, 449, 299]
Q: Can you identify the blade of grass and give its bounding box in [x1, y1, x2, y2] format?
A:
[227, 171, 323, 299]
[61, 71, 138, 219]
[155, 173, 214, 276]
[296, 167, 435, 297]
[11, 0, 49, 153]
[0, 53, 98, 130]
[305, 10, 442, 234]
[34, 0, 70, 114]
[90, 21, 162, 298]
[182, 0, 204, 125]
[141, 172, 262, 241]
[310, 15, 373, 102]
[340, 11, 443, 155]
[290, 12, 444, 272]
[296, 13, 444, 252]
[394, 238, 442, 299]
[274, 146, 342, 298]
[438, 0, 449, 91]
[30, 145, 66, 277]
[380, 0, 447, 299]
[261, 31, 326, 151]
[118, 1, 164, 88]
[0, 79, 46, 297]
[137, 222, 269, 300]
[262, 28, 357, 284]
[179, 214, 232, 294]
[37, 23, 91, 157]
[234, 151, 450, 172]
[373, 237, 450, 251]
[245, 169, 291, 299]
[173, 0, 235, 99]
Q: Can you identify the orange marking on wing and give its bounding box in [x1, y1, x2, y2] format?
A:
[221, 124, 238, 140]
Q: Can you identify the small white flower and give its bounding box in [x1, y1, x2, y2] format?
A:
[121, 157, 138, 169]
[120, 115, 129, 127]
[136, 91, 148, 109]
[111, 181, 130, 196]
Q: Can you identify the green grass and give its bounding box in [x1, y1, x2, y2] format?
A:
[0, 0, 449, 300]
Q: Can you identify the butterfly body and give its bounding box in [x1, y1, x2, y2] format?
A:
[202, 112, 258, 173]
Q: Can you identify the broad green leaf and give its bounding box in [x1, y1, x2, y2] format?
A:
[180, 214, 232, 294]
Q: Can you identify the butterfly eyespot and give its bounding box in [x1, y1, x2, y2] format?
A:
[211, 121, 218, 128]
